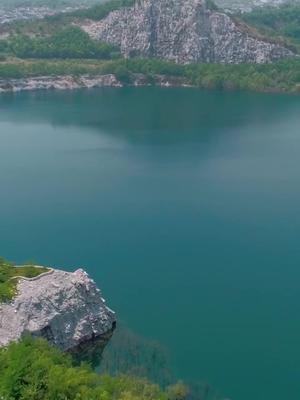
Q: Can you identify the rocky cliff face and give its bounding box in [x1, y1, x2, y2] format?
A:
[80, 0, 294, 64]
[0, 268, 116, 351]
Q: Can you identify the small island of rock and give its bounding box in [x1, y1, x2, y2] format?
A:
[0, 266, 116, 351]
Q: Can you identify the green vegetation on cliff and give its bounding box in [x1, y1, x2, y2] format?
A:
[0, 26, 118, 59]
[0, 258, 48, 302]
[239, 3, 300, 52]
[241, 3, 300, 40]
[102, 58, 300, 92]
[1, 57, 300, 93]
[9, 26, 119, 59]
[0, 336, 188, 400]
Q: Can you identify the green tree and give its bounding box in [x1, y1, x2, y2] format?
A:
[0, 337, 169, 400]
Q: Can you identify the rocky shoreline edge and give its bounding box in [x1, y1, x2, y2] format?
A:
[0, 73, 190, 93]
[0, 267, 116, 353]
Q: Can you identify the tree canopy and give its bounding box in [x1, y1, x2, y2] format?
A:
[0, 336, 188, 400]
[8, 26, 119, 59]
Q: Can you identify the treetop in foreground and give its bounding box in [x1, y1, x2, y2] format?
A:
[0, 336, 180, 400]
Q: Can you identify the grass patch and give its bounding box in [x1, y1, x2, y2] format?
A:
[0, 258, 49, 303]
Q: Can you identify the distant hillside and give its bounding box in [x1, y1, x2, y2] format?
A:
[79, 0, 294, 64]
[0, 0, 103, 10]
[214, 0, 300, 12]
[0, 0, 300, 93]
[240, 3, 300, 38]
[1, 0, 300, 11]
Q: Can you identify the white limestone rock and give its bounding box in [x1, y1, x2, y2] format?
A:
[80, 0, 295, 64]
[0, 268, 116, 351]
[0, 74, 122, 93]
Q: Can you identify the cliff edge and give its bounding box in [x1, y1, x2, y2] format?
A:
[0, 267, 116, 351]
[80, 0, 294, 64]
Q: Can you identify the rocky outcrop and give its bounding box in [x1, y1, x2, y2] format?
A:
[0, 73, 190, 93]
[0, 74, 122, 93]
[80, 0, 294, 64]
[0, 268, 116, 351]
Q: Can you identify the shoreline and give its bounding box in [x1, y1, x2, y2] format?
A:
[0, 72, 297, 95]
[0, 73, 192, 94]
[0, 74, 122, 93]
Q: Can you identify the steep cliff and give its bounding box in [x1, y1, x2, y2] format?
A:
[80, 0, 294, 64]
[0, 267, 116, 351]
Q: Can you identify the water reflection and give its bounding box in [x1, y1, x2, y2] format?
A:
[74, 323, 224, 400]
[1, 88, 299, 146]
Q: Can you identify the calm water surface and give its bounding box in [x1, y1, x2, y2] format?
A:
[1, 88, 300, 399]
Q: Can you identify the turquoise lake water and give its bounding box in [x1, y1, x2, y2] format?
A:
[1, 87, 300, 399]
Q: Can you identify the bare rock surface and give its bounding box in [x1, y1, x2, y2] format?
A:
[0, 74, 122, 93]
[0, 268, 116, 351]
[80, 0, 294, 64]
[0, 73, 190, 93]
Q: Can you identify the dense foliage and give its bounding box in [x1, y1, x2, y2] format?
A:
[6, 27, 119, 59]
[104, 57, 300, 91]
[240, 4, 300, 49]
[0, 258, 48, 302]
[0, 336, 188, 400]
[2, 57, 300, 93]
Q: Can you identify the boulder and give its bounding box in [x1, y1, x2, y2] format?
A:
[0, 268, 116, 351]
